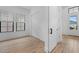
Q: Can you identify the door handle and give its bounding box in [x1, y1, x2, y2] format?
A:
[50, 28, 52, 34]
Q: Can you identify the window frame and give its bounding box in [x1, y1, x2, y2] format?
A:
[16, 22, 25, 31]
[68, 6, 79, 14]
[0, 21, 14, 33]
[16, 15, 26, 31]
[69, 15, 78, 30]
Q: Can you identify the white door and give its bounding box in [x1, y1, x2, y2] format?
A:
[48, 7, 60, 52]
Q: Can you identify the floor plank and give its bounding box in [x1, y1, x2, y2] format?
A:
[0, 36, 44, 53]
[63, 35, 79, 53]
[52, 35, 79, 53]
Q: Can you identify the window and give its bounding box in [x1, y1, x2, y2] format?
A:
[0, 10, 26, 32]
[16, 22, 25, 31]
[0, 11, 14, 32]
[16, 15, 25, 31]
[0, 21, 14, 32]
[74, 7, 78, 13]
[69, 16, 78, 30]
[68, 8, 74, 14]
[68, 7, 79, 14]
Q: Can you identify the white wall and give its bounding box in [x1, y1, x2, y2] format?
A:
[0, 6, 31, 41]
[31, 7, 49, 52]
[62, 7, 69, 35]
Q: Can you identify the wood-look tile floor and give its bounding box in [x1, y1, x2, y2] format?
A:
[53, 35, 79, 53]
[0, 36, 44, 53]
[62, 35, 79, 53]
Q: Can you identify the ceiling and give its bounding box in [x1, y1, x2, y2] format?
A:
[20, 6, 74, 15]
[21, 6, 42, 15]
